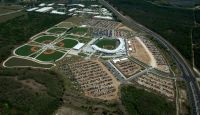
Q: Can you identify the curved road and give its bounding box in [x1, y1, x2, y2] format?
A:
[99, 0, 200, 114]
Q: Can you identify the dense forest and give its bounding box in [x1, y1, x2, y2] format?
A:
[0, 12, 67, 63]
[121, 85, 176, 115]
[108, 0, 200, 71]
[193, 27, 200, 69]
[0, 68, 64, 115]
[108, 0, 194, 63]
[0, 13, 67, 114]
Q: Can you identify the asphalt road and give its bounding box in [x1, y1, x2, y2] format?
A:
[99, 0, 200, 114]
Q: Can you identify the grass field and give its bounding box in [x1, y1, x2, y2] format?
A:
[69, 27, 88, 35]
[95, 38, 118, 50]
[0, 9, 15, 14]
[36, 50, 64, 62]
[4, 57, 54, 68]
[56, 39, 78, 48]
[15, 45, 39, 56]
[65, 35, 78, 39]
[65, 35, 91, 43]
[56, 22, 74, 28]
[47, 28, 67, 34]
[34, 35, 57, 43]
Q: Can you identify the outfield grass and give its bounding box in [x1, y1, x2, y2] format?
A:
[47, 28, 66, 34]
[4, 57, 54, 68]
[15, 45, 38, 56]
[36, 50, 64, 62]
[121, 85, 176, 115]
[34, 35, 57, 43]
[95, 38, 118, 50]
[56, 39, 78, 48]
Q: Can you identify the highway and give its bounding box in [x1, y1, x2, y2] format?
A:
[99, 0, 200, 114]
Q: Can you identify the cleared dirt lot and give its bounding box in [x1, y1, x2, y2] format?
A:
[128, 37, 151, 65]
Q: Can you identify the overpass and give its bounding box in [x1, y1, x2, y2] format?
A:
[99, 0, 200, 114]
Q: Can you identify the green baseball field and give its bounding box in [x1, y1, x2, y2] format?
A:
[36, 50, 64, 62]
[34, 35, 57, 43]
[56, 39, 78, 48]
[15, 45, 40, 56]
[95, 38, 119, 50]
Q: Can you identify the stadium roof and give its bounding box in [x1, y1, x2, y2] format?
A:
[36, 7, 53, 13]
[92, 38, 125, 54]
[93, 16, 113, 20]
[73, 43, 85, 50]
[26, 7, 39, 11]
[39, 3, 45, 7]
[51, 10, 66, 15]
[68, 4, 85, 7]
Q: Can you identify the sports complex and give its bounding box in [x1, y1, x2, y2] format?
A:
[91, 37, 126, 54]
[3, 22, 89, 68]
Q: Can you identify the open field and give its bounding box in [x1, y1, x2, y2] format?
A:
[15, 45, 39, 56]
[4, 57, 54, 68]
[69, 27, 88, 35]
[0, 8, 15, 14]
[96, 38, 118, 50]
[56, 22, 74, 28]
[0, 10, 25, 23]
[65, 35, 92, 43]
[62, 16, 86, 25]
[56, 39, 78, 48]
[128, 37, 151, 65]
[36, 50, 64, 62]
[47, 27, 67, 34]
[0, 5, 24, 23]
[34, 35, 57, 43]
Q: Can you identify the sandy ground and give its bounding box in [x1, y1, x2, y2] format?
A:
[132, 37, 170, 72]
[135, 37, 157, 67]
[116, 23, 134, 32]
[129, 38, 151, 65]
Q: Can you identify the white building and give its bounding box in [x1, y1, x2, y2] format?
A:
[36, 7, 53, 13]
